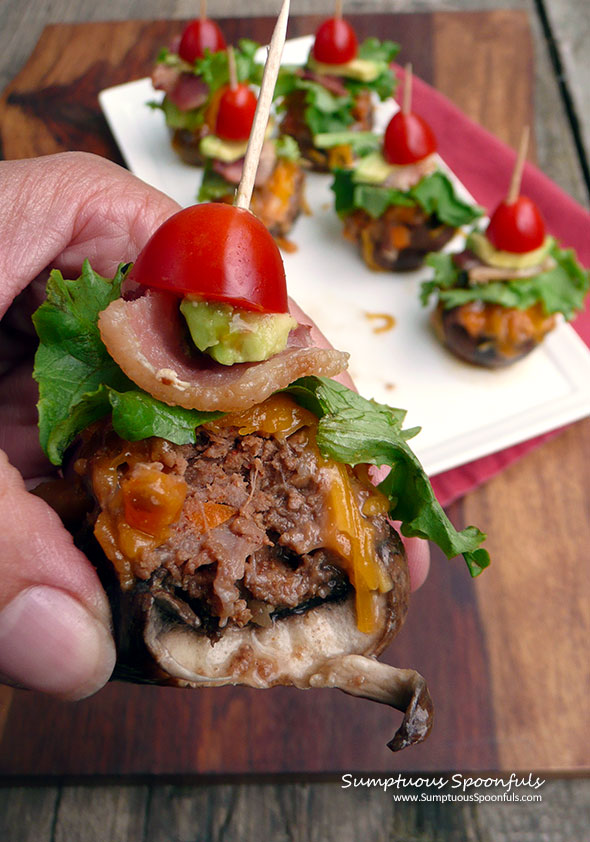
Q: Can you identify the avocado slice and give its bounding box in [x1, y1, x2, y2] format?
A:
[307, 55, 381, 83]
[180, 297, 297, 366]
[199, 121, 274, 163]
[468, 231, 553, 269]
[352, 151, 398, 185]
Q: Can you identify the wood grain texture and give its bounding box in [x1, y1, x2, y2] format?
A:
[0, 786, 58, 842]
[432, 10, 534, 153]
[53, 785, 149, 842]
[464, 418, 590, 771]
[3, 778, 586, 842]
[529, 7, 589, 208]
[0, 11, 588, 781]
[541, 0, 590, 175]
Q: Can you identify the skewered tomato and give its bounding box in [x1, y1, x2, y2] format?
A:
[312, 17, 358, 65]
[215, 83, 258, 141]
[128, 204, 288, 313]
[383, 111, 437, 165]
[178, 18, 227, 63]
[485, 196, 546, 253]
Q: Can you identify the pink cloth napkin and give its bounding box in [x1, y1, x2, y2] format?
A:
[398, 67, 590, 506]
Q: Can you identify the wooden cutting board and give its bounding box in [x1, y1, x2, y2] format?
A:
[0, 12, 587, 776]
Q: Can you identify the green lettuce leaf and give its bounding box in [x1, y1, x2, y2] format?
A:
[45, 384, 223, 465]
[32, 261, 134, 461]
[284, 377, 489, 577]
[46, 385, 112, 466]
[274, 134, 301, 161]
[194, 38, 261, 92]
[331, 168, 483, 226]
[197, 163, 233, 202]
[108, 390, 222, 443]
[314, 131, 382, 156]
[276, 77, 356, 137]
[422, 244, 590, 319]
[148, 96, 205, 131]
[357, 38, 400, 64]
[301, 81, 356, 136]
[157, 39, 261, 91]
[348, 38, 399, 100]
[411, 172, 484, 227]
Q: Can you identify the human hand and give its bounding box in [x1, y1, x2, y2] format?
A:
[0, 151, 429, 702]
[0, 152, 181, 699]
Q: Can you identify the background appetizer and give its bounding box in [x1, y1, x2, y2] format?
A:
[277, 3, 399, 171]
[328, 66, 483, 271]
[197, 47, 306, 241]
[421, 130, 589, 367]
[150, 11, 262, 167]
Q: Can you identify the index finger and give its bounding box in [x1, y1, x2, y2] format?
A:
[0, 152, 180, 318]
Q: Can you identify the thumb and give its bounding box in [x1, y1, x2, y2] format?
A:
[0, 451, 115, 699]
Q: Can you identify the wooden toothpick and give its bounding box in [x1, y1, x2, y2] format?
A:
[200, 0, 207, 21]
[235, 0, 290, 211]
[227, 46, 238, 89]
[402, 63, 413, 115]
[334, 0, 343, 19]
[507, 126, 530, 204]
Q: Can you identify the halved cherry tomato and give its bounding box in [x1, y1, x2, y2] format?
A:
[383, 111, 437, 165]
[486, 196, 546, 253]
[178, 18, 226, 63]
[215, 83, 258, 141]
[312, 17, 358, 65]
[128, 204, 288, 313]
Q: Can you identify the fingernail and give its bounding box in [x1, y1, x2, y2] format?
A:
[0, 586, 115, 699]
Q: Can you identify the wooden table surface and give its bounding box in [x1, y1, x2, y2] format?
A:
[0, 1, 589, 840]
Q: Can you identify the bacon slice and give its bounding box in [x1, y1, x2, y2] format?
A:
[151, 64, 180, 95]
[299, 68, 348, 97]
[98, 290, 349, 412]
[212, 140, 278, 187]
[169, 74, 209, 111]
[381, 155, 438, 192]
[152, 66, 209, 111]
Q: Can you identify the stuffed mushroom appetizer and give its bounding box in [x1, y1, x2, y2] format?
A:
[196, 51, 307, 241]
[32, 203, 489, 751]
[150, 18, 262, 167]
[421, 186, 589, 367]
[328, 69, 482, 271]
[277, 13, 399, 172]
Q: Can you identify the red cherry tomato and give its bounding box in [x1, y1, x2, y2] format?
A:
[215, 84, 258, 141]
[383, 111, 437, 165]
[486, 196, 546, 253]
[128, 204, 288, 313]
[312, 17, 358, 65]
[178, 18, 226, 63]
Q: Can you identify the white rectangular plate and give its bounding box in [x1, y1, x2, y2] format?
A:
[99, 37, 590, 477]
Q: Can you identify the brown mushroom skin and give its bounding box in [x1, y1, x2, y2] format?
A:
[170, 127, 209, 166]
[432, 300, 557, 368]
[342, 206, 456, 272]
[96, 522, 410, 688]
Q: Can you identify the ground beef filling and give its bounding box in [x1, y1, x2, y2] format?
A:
[77, 422, 389, 632]
[343, 205, 456, 272]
